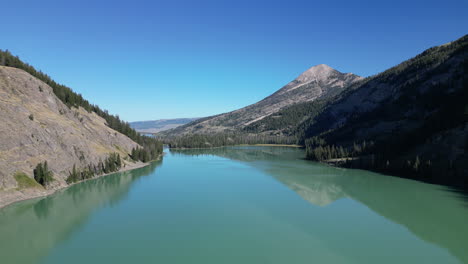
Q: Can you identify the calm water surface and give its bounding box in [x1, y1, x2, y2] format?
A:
[1, 146, 467, 264]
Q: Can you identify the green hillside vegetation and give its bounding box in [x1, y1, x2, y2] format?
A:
[66, 153, 123, 184]
[243, 100, 326, 137]
[14, 172, 43, 189]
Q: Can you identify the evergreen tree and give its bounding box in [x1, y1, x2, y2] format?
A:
[33, 161, 54, 186]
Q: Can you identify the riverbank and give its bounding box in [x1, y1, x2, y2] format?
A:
[0, 160, 154, 209]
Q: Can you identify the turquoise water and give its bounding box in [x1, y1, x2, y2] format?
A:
[1, 146, 467, 264]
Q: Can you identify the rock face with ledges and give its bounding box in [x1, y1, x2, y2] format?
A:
[0, 66, 139, 190]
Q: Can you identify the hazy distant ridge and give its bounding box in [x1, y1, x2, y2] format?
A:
[130, 118, 199, 133]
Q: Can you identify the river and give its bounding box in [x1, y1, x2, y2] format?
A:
[1, 146, 467, 263]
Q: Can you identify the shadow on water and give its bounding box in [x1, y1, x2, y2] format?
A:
[0, 160, 162, 264]
[173, 146, 468, 264]
[446, 188, 468, 207]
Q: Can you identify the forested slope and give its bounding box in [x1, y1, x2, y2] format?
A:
[304, 35, 468, 187]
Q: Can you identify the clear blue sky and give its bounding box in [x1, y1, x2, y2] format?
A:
[3, 0, 467, 121]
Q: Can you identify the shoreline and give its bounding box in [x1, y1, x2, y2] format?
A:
[249, 144, 303, 148]
[0, 160, 155, 210]
[169, 144, 303, 150]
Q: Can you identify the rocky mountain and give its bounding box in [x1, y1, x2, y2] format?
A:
[164, 64, 362, 135]
[130, 118, 199, 134]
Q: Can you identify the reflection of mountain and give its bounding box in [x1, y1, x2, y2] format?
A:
[284, 178, 344, 207]
[0, 161, 161, 264]
[172, 147, 346, 206]
[173, 147, 468, 263]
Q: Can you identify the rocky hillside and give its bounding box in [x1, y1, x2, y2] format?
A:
[0, 66, 142, 206]
[165, 64, 362, 135]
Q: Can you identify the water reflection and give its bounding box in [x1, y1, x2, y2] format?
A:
[0, 161, 162, 264]
[172, 146, 468, 263]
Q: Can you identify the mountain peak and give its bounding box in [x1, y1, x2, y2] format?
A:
[296, 64, 339, 83]
[308, 64, 334, 72]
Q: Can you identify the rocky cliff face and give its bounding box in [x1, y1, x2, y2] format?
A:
[0, 66, 139, 193]
[165, 64, 362, 135]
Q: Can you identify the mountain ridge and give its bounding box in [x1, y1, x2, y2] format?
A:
[164, 64, 362, 135]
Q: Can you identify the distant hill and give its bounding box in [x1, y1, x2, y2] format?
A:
[130, 118, 199, 133]
[163, 64, 362, 136]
